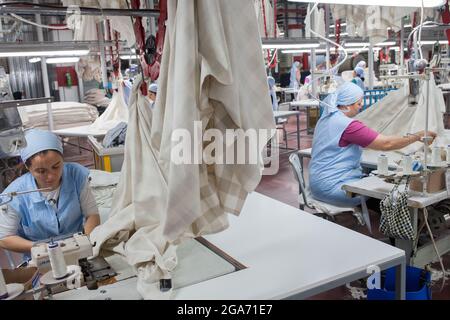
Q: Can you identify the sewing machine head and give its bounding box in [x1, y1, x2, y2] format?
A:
[30, 233, 93, 274]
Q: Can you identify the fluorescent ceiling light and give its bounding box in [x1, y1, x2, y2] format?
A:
[288, 0, 446, 8]
[0, 49, 89, 58]
[376, 41, 396, 46]
[419, 40, 448, 45]
[282, 47, 370, 54]
[330, 23, 347, 28]
[345, 42, 370, 47]
[46, 57, 80, 64]
[261, 43, 320, 49]
[120, 55, 138, 60]
[329, 33, 348, 38]
[29, 57, 41, 63]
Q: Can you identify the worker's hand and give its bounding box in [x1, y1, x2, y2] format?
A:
[413, 130, 437, 145]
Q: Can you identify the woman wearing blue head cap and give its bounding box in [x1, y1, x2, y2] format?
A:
[289, 61, 301, 90]
[351, 66, 366, 91]
[0, 129, 100, 258]
[309, 82, 436, 207]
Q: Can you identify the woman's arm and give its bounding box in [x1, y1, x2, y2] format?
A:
[0, 236, 33, 253]
[367, 131, 437, 151]
[84, 214, 100, 235]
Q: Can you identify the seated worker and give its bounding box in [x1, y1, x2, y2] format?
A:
[148, 83, 158, 104]
[309, 82, 436, 207]
[267, 76, 278, 111]
[351, 66, 365, 91]
[0, 129, 100, 259]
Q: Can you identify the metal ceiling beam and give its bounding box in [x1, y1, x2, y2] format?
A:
[0, 5, 159, 17]
[0, 40, 127, 49]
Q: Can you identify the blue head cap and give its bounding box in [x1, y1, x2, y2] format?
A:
[336, 82, 364, 106]
[354, 66, 365, 78]
[148, 83, 158, 93]
[20, 129, 63, 163]
[321, 82, 364, 116]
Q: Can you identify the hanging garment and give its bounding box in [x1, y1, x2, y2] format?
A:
[89, 0, 276, 299]
[331, 5, 417, 44]
[355, 75, 449, 156]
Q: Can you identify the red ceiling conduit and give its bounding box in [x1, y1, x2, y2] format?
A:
[132, 0, 167, 95]
[442, 0, 450, 45]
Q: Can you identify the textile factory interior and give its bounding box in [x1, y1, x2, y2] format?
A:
[1, 0, 450, 302]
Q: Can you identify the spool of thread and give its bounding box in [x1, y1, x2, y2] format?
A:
[432, 146, 441, 164]
[0, 269, 8, 299]
[446, 145, 450, 164]
[377, 154, 388, 175]
[402, 155, 413, 174]
[47, 242, 68, 280]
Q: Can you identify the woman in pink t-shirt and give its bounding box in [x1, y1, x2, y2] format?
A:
[309, 82, 437, 207]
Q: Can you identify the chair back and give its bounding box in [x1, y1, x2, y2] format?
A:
[288, 152, 312, 209]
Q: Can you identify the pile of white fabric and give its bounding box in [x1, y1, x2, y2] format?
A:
[17, 101, 98, 130]
[83, 88, 111, 108]
[356, 75, 449, 157]
[90, 0, 275, 299]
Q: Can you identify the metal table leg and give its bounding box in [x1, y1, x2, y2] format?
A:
[296, 114, 300, 151]
[395, 260, 406, 300]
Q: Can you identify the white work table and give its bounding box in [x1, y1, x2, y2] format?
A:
[273, 111, 301, 152]
[342, 176, 450, 267]
[298, 148, 401, 170]
[53, 192, 406, 300]
[290, 99, 320, 108]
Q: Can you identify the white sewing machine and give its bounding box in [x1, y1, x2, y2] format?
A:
[29, 233, 93, 274]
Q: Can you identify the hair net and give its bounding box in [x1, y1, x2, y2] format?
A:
[354, 66, 365, 78]
[148, 83, 158, 93]
[20, 129, 63, 163]
[356, 60, 367, 69]
[321, 82, 364, 117]
[267, 76, 276, 89]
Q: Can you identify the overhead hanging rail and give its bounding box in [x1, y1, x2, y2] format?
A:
[0, 2, 160, 17]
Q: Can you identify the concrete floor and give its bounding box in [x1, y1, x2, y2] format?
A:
[1, 116, 449, 299]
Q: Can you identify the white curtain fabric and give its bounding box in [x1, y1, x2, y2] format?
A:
[254, 0, 279, 37]
[64, 0, 136, 47]
[90, 0, 275, 299]
[331, 5, 418, 44]
[305, 3, 326, 39]
[355, 76, 448, 156]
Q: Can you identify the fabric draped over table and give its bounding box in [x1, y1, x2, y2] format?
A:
[90, 0, 276, 299]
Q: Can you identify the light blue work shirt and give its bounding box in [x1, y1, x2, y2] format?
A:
[4, 163, 89, 244]
[309, 107, 363, 207]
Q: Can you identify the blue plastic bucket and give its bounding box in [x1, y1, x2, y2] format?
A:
[367, 266, 431, 300]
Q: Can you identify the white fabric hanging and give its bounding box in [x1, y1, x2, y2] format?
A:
[90, 0, 275, 299]
[305, 3, 326, 39]
[331, 5, 417, 44]
[89, 83, 129, 132]
[355, 75, 448, 156]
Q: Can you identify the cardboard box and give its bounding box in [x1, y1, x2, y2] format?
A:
[410, 168, 446, 193]
[2, 267, 41, 300]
